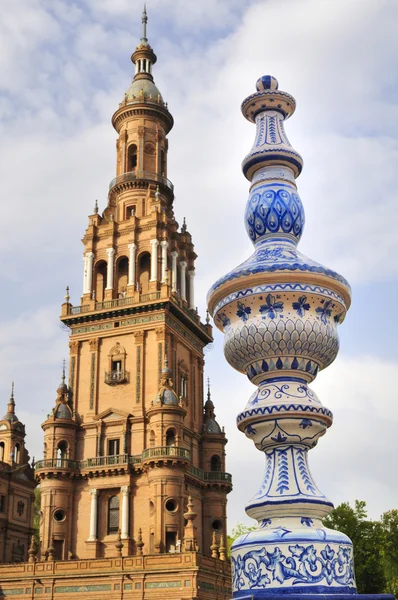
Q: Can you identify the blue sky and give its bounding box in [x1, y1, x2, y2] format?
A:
[1, 0, 397, 529]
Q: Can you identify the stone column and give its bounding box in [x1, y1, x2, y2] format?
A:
[86, 252, 94, 294]
[89, 489, 98, 541]
[179, 261, 187, 301]
[106, 248, 115, 290]
[128, 243, 136, 287]
[171, 251, 178, 292]
[187, 269, 195, 309]
[150, 240, 159, 282]
[121, 486, 130, 539]
[161, 240, 168, 283]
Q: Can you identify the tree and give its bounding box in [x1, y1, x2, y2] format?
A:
[227, 522, 256, 557]
[380, 509, 398, 597]
[324, 500, 386, 594]
[33, 486, 41, 552]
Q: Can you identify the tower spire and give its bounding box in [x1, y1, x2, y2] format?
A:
[8, 382, 15, 413]
[141, 4, 148, 43]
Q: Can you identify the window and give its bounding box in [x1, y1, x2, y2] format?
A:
[180, 375, 188, 399]
[14, 443, 20, 464]
[128, 145, 137, 171]
[57, 442, 68, 465]
[165, 429, 175, 447]
[0, 495, 5, 513]
[53, 540, 64, 561]
[108, 496, 120, 534]
[0, 442, 4, 462]
[210, 455, 221, 472]
[166, 531, 177, 553]
[108, 439, 120, 456]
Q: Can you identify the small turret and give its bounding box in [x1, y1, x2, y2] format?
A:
[202, 380, 222, 434]
[2, 382, 19, 424]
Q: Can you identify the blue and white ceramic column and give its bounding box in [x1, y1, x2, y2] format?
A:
[208, 76, 359, 598]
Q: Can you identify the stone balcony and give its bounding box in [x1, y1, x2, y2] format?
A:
[108, 170, 174, 195]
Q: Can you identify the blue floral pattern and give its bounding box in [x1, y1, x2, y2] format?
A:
[292, 295, 310, 317]
[316, 299, 333, 324]
[236, 301, 252, 322]
[232, 543, 355, 592]
[259, 294, 284, 319]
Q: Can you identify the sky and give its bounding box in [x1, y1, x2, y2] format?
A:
[0, 0, 397, 531]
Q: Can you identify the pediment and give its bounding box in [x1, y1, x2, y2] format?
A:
[93, 407, 131, 422]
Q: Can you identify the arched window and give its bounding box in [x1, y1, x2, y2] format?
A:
[166, 429, 176, 448]
[57, 441, 68, 465]
[108, 496, 120, 534]
[14, 443, 21, 464]
[138, 252, 151, 294]
[94, 260, 107, 302]
[160, 149, 165, 176]
[210, 455, 221, 472]
[150, 430, 155, 447]
[0, 442, 4, 462]
[116, 256, 129, 296]
[128, 144, 137, 171]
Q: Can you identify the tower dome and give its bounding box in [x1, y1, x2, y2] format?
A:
[2, 383, 19, 423]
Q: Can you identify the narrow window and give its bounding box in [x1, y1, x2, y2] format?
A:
[166, 531, 177, 553]
[166, 429, 175, 447]
[108, 439, 120, 456]
[210, 455, 221, 472]
[0, 495, 5, 513]
[128, 144, 138, 171]
[108, 496, 120, 534]
[0, 442, 4, 462]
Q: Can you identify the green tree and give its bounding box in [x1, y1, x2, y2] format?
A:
[380, 509, 398, 597]
[227, 522, 256, 557]
[33, 486, 41, 551]
[323, 500, 386, 594]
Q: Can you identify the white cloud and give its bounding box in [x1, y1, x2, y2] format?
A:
[0, 0, 397, 537]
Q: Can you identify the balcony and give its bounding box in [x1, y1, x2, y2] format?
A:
[35, 458, 80, 471]
[67, 292, 161, 316]
[81, 454, 129, 468]
[188, 465, 232, 485]
[142, 446, 191, 462]
[104, 370, 130, 385]
[109, 170, 174, 193]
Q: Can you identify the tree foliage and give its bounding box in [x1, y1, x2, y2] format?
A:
[228, 502, 397, 596]
[324, 500, 397, 596]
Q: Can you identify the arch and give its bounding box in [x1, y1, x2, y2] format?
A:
[57, 441, 68, 463]
[0, 442, 4, 462]
[128, 144, 137, 171]
[94, 260, 107, 302]
[210, 454, 221, 472]
[14, 443, 21, 464]
[160, 149, 166, 176]
[116, 255, 129, 296]
[165, 428, 176, 447]
[108, 495, 120, 534]
[138, 251, 151, 294]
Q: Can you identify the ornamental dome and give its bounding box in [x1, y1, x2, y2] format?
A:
[124, 78, 163, 103]
[153, 357, 179, 406]
[202, 383, 222, 435]
[2, 384, 19, 423]
[54, 402, 73, 420]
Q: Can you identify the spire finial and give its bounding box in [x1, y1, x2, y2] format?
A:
[207, 377, 211, 401]
[11, 381, 14, 400]
[94, 199, 98, 214]
[62, 360, 66, 385]
[181, 217, 187, 233]
[65, 285, 70, 302]
[141, 4, 148, 43]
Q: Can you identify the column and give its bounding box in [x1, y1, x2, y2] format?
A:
[121, 486, 130, 539]
[179, 261, 187, 301]
[89, 489, 98, 541]
[150, 239, 159, 282]
[128, 243, 136, 286]
[161, 240, 168, 283]
[86, 252, 94, 294]
[106, 248, 115, 290]
[188, 269, 195, 309]
[82, 255, 88, 294]
[171, 251, 178, 292]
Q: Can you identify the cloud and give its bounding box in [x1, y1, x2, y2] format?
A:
[0, 0, 397, 538]
[209, 354, 398, 528]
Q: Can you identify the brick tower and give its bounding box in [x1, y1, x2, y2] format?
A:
[35, 7, 232, 574]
